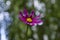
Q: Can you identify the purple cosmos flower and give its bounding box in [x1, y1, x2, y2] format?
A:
[19, 9, 43, 26]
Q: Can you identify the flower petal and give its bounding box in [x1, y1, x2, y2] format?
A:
[19, 12, 26, 21]
[34, 20, 43, 25]
[19, 16, 25, 21]
[23, 8, 28, 17]
[38, 20, 43, 25]
[30, 10, 35, 18]
[29, 22, 35, 26]
[19, 16, 28, 24]
[19, 11, 23, 17]
[36, 20, 43, 23]
[34, 15, 40, 19]
[32, 18, 43, 24]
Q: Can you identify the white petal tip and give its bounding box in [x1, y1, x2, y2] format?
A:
[38, 22, 43, 25]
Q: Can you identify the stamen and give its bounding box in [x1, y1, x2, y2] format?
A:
[27, 18, 32, 22]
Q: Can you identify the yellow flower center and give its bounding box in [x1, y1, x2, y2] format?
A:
[26, 18, 32, 22]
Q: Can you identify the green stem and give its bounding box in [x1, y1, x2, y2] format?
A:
[25, 25, 28, 40]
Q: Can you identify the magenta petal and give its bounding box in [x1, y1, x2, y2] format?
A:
[34, 15, 40, 19]
[19, 16, 25, 21]
[32, 18, 43, 23]
[36, 20, 43, 23]
[29, 23, 35, 26]
[30, 10, 35, 18]
[37, 20, 43, 25]
[19, 12, 23, 17]
[19, 16, 28, 24]
[23, 9, 28, 17]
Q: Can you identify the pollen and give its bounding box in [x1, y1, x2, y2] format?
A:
[27, 18, 32, 22]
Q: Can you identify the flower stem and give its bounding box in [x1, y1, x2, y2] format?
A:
[25, 25, 28, 40]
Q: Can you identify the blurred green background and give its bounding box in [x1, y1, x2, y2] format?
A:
[5, 0, 60, 40]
